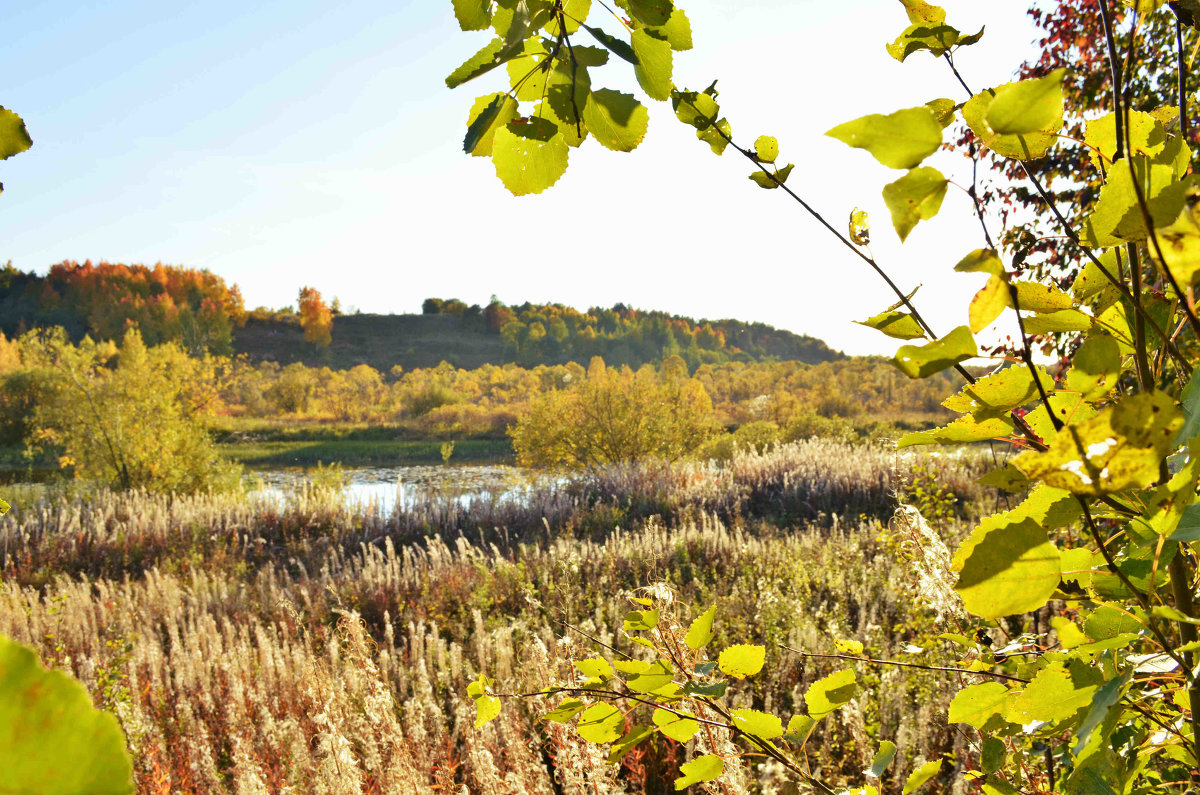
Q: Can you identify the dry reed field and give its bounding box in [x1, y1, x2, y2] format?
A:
[0, 440, 993, 794]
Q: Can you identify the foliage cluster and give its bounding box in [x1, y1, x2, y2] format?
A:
[0, 260, 247, 355]
[446, 0, 1200, 792]
[298, 285, 333, 348]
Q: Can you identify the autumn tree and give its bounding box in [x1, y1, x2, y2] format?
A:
[297, 286, 333, 348]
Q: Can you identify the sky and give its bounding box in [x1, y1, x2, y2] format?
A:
[0, 0, 1042, 355]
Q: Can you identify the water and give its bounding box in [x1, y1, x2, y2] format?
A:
[247, 464, 549, 513]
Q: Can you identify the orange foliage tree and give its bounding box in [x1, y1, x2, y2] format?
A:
[297, 286, 332, 348]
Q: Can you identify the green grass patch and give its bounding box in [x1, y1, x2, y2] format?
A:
[220, 438, 514, 467]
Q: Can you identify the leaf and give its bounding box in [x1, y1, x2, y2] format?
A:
[952, 517, 1061, 618]
[467, 673, 502, 727]
[1177, 364, 1200, 445]
[963, 84, 1058, 160]
[464, 94, 520, 156]
[857, 310, 924, 340]
[492, 117, 570, 195]
[969, 275, 1010, 333]
[784, 714, 815, 744]
[942, 365, 1052, 417]
[1023, 309, 1094, 334]
[628, 29, 673, 101]
[654, 708, 700, 742]
[674, 754, 723, 790]
[900, 0, 946, 23]
[826, 107, 943, 169]
[903, 759, 943, 793]
[718, 644, 765, 679]
[607, 725, 657, 763]
[583, 90, 649, 152]
[804, 669, 858, 718]
[506, 39, 551, 101]
[926, 97, 958, 128]
[624, 660, 675, 693]
[1006, 663, 1102, 725]
[981, 737, 1006, 773]
[1084, 110, 1166, 169]
[985, 69, 1066, 135]
[897, 414, 1014, 448]
[887, 22, 961, 62]
[864, 741, 897, 778]
[576, 702, 625, 743]
[834, 638, 864, 655]
[1012, 391, 1183, 495]
[575, 658, 614, 681]
[0, 635, 134, 795]
[446, 37, 521, 89]
[544, 698, 588, 722]
[545, 0, 591, 36]
[1065, 335, 1122, 400]
[628, 0, 674, 25]
[452, 0, 492, 31]
[882, 167, 949, 241]
[947, 681, 1010, 729]
[1079, 157, 1192, 247]
[647, 8, 692, 50]
[1013, 281, 1074, 312]
[0, 108, 33, 162]
[729, 708, 784, 740]
[891, 325, 976, 379]
[755, 135, 779, 162]
[685, 606, 716, 649]
[850, 208, 871, 246]
[682, 680, 728, 697]
[955, 248, 1005, 276]
[582, 24, 638, 64]
[623, 609, 660, 631]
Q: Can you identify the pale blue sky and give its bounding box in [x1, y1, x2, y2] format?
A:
[1, 1, 1039, 355]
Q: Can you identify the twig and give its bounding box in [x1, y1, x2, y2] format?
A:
[780, 647, 1030, 683]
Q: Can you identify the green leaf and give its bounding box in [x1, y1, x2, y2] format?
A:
[978, 463, 1031, 492]
[577, 702, 625, 743]
[1176, 364, 1200, 445]
[850, 207, 871, 245]
[1023, 309, 1094, 334]
[608, 725, 657, 763]
[784, 714, 815, 744]
[545, 0, 592, 36]
[624, 660, 675, 693]
[897, 414, 1014, 448]
[632, 29, 673, 100]
[1012, 391, 1184, 496]
[963, 84, 1058, 160]
[628, 0, 674, 25]
[826, 107, 943, 169]
[646, 8, 692, 50]
[903, 759, 943, 793]
[1065, 335, 1122, 400]
[452, 0, 492, 31]
[942, 365, 1052, 417]
[465, 94, 520, 156]
[926, 97, 958, 128]
[900, 0, 946, 23]
[729, 708, 784, 740]
[506, 39, 551, 101]
[1079, 157, 1193, 247]
[718, 644, 765, 679]
[1013, 280, 1074, 312]
[947, 681, 1010, 729]
[0, 635, 133, 795]
[955, 248, 1005, 275]
[582, 24, 638, 64]
[804, 669, 857, 719]
[674, 754, 723, 790]
[446, 37, 524, 89]
[864, 741, 897, 778]
[1084, 110, 1166, 170]
[981, 737, 1006, 773]
[467, 673, 502, 727]
[492, 117, 570, 195]
[969, 275, 1010, 333]
[654, 708, 700, 742]
[1005, 662, 1102, 725]
[583, 89, 649, 152]
[623, 609, 660, 631]
[891, 325, 976, 379]
[544, 698, 588, 722]
[952, 517, 1061, 618]
[887, 23, 961, 62]
[682, 680, 728, 697]
[985, 69, 1065, 135]
[0, 108, 33, 161]
[755, 135, 779, 162]
[575, 658, 615, 681]
[856, 310, 925, 340]
[685, 606, 716, 649]
[882, 167, 949, 241]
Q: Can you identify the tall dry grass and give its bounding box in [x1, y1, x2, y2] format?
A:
[0, 441, 990, 793]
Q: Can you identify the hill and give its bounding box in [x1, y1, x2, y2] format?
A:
[233, 300, 844, 371]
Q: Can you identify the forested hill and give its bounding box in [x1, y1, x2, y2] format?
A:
[235, 299, 844, 371]
[0, 262, 842, 370]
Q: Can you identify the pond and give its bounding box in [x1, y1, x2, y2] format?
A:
[246, 464, 553, 512]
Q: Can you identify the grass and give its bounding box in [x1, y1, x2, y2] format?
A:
[0, 440, 998, 793]
[220, 438, 513, 467]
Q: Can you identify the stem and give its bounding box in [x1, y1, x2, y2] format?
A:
[1099, 0, 1126, 159]
[781, 648, 1029, 683]
[1168, 549, 1200, 765]
[1006, 283, 1063, 432]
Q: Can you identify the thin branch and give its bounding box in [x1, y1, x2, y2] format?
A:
[781, 647, 1030, 683]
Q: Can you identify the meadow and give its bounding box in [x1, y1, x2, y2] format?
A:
[0, 440, 999, 794]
